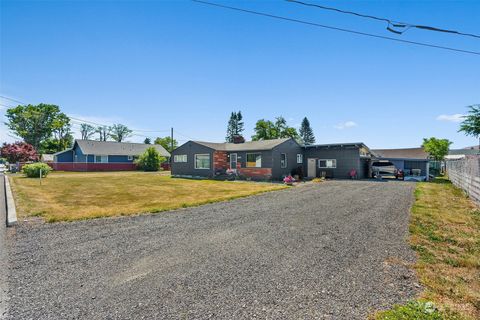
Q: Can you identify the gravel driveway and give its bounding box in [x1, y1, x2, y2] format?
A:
[4, 180, 419, 319]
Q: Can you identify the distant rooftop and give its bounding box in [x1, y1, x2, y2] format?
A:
[71, 140, 170, 157]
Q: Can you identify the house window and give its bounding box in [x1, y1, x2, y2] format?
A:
[319, 159, 336, 168]
[127, 155, 133, 161]
[280, 153, 287, 168]
[194, 154, 210, 169]
[246, 153, 262, 168]
[297, 154, 303, 164]
[174, 155, 187, 163]
[95, 155, 108, 163]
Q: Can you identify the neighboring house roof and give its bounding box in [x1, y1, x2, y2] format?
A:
[304, 142, 369, 149]
[463, 145, 479, 150]
[192, 138, 293, 151]
[372, 147, 429, 160]
[449, 148, 480, 155]
[74, 140, 170, 157]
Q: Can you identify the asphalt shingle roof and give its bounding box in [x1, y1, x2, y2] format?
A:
[75, 140, 170, 157]
[372, 147, 429, 160]
[193, 138, 291, 151]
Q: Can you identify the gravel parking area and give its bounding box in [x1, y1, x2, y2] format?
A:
[4, 180, 419, 319]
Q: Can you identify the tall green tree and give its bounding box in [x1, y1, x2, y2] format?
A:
[225, 111, 245, 142]
[154, 136, 178, 153]
[80, 123, 96, 140]
[144, 137, 151, 144]
[459, 104, 480, 149]
[96, 126, 110, 141]
[422, 137, 452, 161]
[5, 104, 65, 151]
[252, 119, 276, 141]
[110, 124, 132, 142]
[299, 117, 315, 145]
[251, 117, 299, 141]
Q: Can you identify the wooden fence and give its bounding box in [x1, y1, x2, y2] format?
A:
[446, 155, 480, 206]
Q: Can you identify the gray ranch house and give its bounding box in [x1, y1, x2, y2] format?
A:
[171, 138, 374, 180]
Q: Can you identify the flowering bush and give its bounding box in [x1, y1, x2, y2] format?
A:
[0, 141, 38, 163]
[283, 175, 295, 184]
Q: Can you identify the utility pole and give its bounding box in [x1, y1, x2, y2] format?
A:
[171, 127, 174, 152]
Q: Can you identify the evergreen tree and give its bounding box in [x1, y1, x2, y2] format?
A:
[299, 117, 315, 145]
[225, 111, 245, 142]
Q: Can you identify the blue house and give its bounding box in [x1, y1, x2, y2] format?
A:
[52, 140, 170, 171]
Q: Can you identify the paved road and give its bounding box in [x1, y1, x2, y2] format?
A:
[4, 181, 419, 319]
[0, 174, 9, 318]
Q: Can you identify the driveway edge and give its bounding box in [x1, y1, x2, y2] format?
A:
[4, 176, 17, 227]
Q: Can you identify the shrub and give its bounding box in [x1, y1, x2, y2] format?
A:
[23, 162, 52, 178]
[135, 147, 166, 171]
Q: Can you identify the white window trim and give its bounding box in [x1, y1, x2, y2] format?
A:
[246, 153, 262, 168]
[95, 155, 108, 163]
[280, 153, 287, 168]
[318, 159, 337, 169]
[174, 155, 187, 163]
[194, 154, 210, 170]
[296, 154, 303, 164]
[127, 155, 133, 161]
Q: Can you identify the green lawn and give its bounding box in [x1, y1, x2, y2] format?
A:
[9, 171, 286, 222]
[374, 178, 480, 320]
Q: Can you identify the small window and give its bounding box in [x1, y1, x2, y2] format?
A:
[297, 154, 303, 164]
[280, 153, 287, 168]
[246, 153, 262, 168]
[95, 155, 108, 163]
[127, 155, 133, 161]
[319, 159, 336, 168]
[174, 155, 187, 163]
[194, 154, 210, 169]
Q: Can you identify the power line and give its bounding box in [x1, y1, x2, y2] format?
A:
[286, 0, 480, 39]
[192, 0, 480, 56]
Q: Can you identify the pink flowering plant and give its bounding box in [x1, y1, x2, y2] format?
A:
[283, 175, 295, 185]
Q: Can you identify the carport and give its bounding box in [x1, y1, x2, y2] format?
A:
[372, 147, 431, 181]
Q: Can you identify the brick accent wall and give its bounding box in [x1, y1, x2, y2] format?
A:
[238, 168, 272, 179]
[213, 151, 228, 170]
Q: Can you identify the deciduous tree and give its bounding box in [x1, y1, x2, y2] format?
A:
[154, 136, 178, 153]
[110, 124, 132, 142]
[5, 104, 65, 150]
[80, 123, 96, 140]
[422, 137, 452, 161]
[0, 142, 38, 163]
[459, 104, 480, 149]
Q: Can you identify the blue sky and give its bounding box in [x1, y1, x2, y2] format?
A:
[1, 0, 479, 149]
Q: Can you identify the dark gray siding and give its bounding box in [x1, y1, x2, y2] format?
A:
[271, 139, 304, 179]
[230, 150, 273, 169]
[358, 158, 371, 179]
[304, 146, 361, 179]
[171, 141, 215, 177]
[404, 160, 428, 175]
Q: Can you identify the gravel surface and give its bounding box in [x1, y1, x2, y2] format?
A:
[4, 180, 420, 319]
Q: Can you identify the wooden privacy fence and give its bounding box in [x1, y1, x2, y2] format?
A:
[446, 155, 480, 206]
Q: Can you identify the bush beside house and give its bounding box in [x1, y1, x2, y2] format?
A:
[136, 147, 166, 171]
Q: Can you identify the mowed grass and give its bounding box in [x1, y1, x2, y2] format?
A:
[375, 178, 480, 320]
[9, 171, 286, 222]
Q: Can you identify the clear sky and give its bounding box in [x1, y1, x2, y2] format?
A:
[1, 0, 479, 149]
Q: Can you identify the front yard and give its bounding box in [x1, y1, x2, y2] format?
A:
[9, 171, 286, 222]
[375, 178, 480, 320]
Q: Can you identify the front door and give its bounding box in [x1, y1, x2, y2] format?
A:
[230, 153, 237, 171]
[307, 158, 316, 178]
